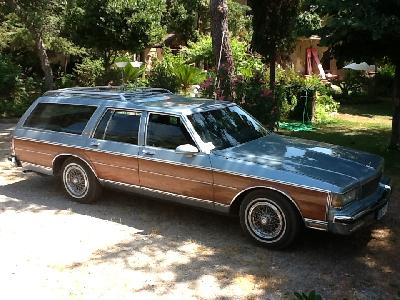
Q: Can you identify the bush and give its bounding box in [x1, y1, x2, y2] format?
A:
[374, 63, 395, 97]
[148, 50, 205, 94]
[200, 67, 339, 128]
[74, 57, 105, 86]
[0, 54, 42, 117]
[0, 54, 21, 97]
[0, 75, 42, 117]
[148, 60, 180, 93]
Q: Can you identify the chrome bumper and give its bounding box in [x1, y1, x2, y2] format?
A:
[328, 176, 392, 235]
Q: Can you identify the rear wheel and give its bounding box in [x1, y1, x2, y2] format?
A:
[61, 158, 101, 203]
[239, 190, 301, 249]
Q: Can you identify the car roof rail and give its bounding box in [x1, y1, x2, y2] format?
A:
[43, 86, 172, 102]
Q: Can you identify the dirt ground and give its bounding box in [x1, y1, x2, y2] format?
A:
[0, 122, 399, 300]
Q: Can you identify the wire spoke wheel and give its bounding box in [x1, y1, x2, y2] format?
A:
[247, 201, 285, 240]
[63, 163, 89, 199]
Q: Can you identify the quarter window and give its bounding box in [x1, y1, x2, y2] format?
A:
[146, 114, 194, 149]
[24, 103, 96, 135]
[94, 109, 141, 145]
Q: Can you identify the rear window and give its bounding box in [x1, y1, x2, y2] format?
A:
[24, 103, 96, 135]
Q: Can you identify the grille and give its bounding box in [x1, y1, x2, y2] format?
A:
[360, 175, 381, 199]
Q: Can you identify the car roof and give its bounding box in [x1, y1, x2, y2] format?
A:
[42, 86, 233, 115]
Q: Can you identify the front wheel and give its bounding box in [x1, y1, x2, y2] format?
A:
[239, 190, 301, 249]
[61, 158, 102, 204]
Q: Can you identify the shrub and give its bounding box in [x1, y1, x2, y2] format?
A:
[173, 64, 206, 95]
[74, 57, 105, 86]
[0, 54, 21, 97]
[148, 60, 179, 93]
[200, 67, 339, 128]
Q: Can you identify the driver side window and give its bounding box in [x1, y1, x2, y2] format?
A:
[146, 113, 195, 149]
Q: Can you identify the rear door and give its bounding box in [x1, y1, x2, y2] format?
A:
[85, 108, 141, 185]
[138, 112, 213, 201]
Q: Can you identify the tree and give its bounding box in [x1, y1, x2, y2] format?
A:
[65, 0, 166, 70]
[210, 0, 234, 99]
[3, 0, 65, 90]
[163, 0, 209, 44]
[318, 0, 400, 149]
[248, 0, 300, 92]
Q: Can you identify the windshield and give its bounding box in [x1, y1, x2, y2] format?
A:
[187, 105, 268, 150]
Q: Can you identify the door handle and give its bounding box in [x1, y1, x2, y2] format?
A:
[142, 149, 155, 156]
[90, 142, 100, 147]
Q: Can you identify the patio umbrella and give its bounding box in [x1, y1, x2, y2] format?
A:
[343, 62, 372, 71]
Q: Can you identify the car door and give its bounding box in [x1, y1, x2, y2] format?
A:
[138, 112, 213, 201]
[84, 108, 141, 186]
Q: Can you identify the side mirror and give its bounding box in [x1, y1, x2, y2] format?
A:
[175, 144, 199, 156]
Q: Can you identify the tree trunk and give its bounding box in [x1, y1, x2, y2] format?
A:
[34, 33, 55, 91]
[389, 63, 400, 150]
[210, 0, 234, 100]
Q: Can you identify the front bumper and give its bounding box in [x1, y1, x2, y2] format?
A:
[328, 176, 392, 235]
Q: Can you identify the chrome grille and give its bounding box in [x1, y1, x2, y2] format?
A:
[360, 175, 381, 199]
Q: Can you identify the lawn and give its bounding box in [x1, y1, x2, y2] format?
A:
[280, 100, 400, 185]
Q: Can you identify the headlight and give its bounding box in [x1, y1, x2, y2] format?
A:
[331, 189, 358, 208]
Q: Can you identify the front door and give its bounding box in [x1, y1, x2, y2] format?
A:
[85, 108, 141, 185]
[138, 112, 213, 201]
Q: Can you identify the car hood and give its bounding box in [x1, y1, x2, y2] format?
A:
[213, 134, 383, 190]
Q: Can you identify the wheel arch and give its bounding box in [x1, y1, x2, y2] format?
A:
[229, 186, 304, 222]
[52, 154, 98, 178]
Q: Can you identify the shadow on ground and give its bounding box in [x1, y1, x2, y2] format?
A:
[1, 174, 399, 299]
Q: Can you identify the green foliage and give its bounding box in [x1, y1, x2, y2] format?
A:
[114, 57, 146, 85]
[295, 2, 321, 37]
[317, 0, 400, 66]
[294, 290, 322, 300]
[148, 51, 181, 93]
[228, 0, 252, 42]
[331, 70, 369, 103]
[248, 0, 301, 60]
[148, 50, 205, 94]
[55, 73, 76, 88]
[163, 0, 209, 43]
[66, 0, 166, 66]
[183, 35, 263, 78]
[172, 64, 206, 94]
[314, 93, 339, 122]
[74, 57, 105, 87]
[0, 54, 21, 96]
[375, 64, 395, 97]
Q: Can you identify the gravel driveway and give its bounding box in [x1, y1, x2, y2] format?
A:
[0, 122, 398, 300]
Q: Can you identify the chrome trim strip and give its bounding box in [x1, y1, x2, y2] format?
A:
[230, 185, 305, 220]
[15, 147, 53, 156]
[92, 161, 137, 172]
[304, 218, 328, 231]
[14, 136, 139, 159]
[139, 155, 212, 171]
[213, 183, 238, 190]
[99, 179, 230, 214]
[140, 169, 212, 185]
[21, 162, 53, 176]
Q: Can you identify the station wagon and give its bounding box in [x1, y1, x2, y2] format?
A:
[9, 87, 392, 248]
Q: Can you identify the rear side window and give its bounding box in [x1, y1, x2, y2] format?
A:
[24, 103, 96, 135]
[94, 109, 141, 145]
[146, 113, 194, 149]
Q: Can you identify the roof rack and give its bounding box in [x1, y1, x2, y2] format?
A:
[44, 86, 172, 102]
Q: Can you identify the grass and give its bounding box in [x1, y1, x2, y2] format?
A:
[280, 101, 400, 185]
